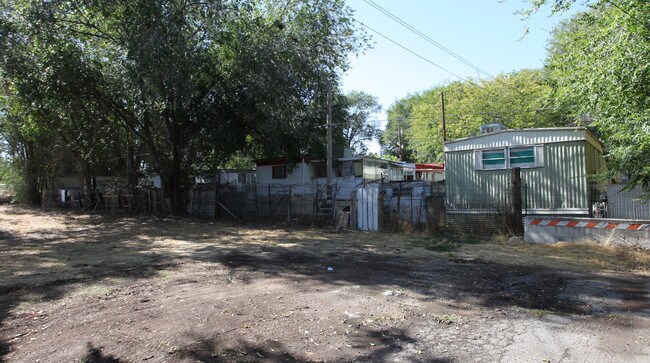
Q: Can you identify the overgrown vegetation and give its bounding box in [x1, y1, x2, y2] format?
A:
[380, 0, 649, 197]
[381, 69, 568, 163]
[1, 0, 647, 207]
[0, 0, 369, 210]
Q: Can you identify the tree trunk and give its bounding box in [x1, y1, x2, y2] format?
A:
[84, 175, 96, 205]
[25, 172, 41, 205]
[162, 148, 186, 215]
[24, 144, 42, 205]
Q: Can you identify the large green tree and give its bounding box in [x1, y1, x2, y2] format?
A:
[338, 90, 381, 156]
[541, 0, 650, 192]
[0, 0, 364, 211]
[386, 69, 565, 163]
[0, 106, 56, 203]
[380, 95, 420, 162]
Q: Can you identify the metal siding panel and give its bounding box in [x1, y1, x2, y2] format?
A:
[445, 129, 589, 152]
[356, 184, 379, 231]
[446, 150, 510, 209]
[607, 184, 650, 219]
[584, 142, 605, 176]
[446, 141, 590, 213]
[524, 142, 587, 211]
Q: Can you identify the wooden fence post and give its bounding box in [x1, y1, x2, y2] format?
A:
[255, 184, 259, 219]
[288, 186, 292, 223]
[215, 187, 222, 218]
[213, 181, 218, 219]
[396, 184, 402, 227]
[241, 187, 246, 219]
[268, 183, 272, 220]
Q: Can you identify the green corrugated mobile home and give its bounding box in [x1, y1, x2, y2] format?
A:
[444, 127, 606, 215]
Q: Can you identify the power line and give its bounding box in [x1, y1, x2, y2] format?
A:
[603, 0, 648, 29]
[359, 0, 549, 100]
[354, 19, 474, 85]
[363, 0, 495, 79]
[317, 108, 552, 127]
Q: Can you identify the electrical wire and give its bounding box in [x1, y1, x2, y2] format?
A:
[358, 0, 553, 99]
[363, 0, 495, 79]
[314, 107, 552, 128]
[354, 19, 475, 85]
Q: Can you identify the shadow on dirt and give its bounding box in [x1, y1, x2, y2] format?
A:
[174, 327, 453, 363]
[0, 207, 647, 361]
[0, 215, 177, 359]
[82, 343, 123, 363]
[213, 249, 593, 314]
[175, 334, 302, 362]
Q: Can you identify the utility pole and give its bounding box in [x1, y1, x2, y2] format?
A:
[326, 79, 333, 202]
[397, 120, 403, 162]
[441, 91, 447, 142]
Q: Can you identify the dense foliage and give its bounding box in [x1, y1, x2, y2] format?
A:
[380, 0, 649, 197]
[0, 0, 365, 210]
[338, 90, 381, 156]
[380, 69, 566, 163]
[542, 0, 650, 192]
[380, 95, 419, 162]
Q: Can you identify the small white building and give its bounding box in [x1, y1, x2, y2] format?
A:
[255, 156, 408, 200]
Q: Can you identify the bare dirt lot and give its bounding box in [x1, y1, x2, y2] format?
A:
[0, 205, 649, 363]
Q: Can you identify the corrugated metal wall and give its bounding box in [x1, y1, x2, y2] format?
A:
[607, 184, 650, 220]
[445, 150, 510, 209]
[445, 141, 590, 213]
[584, 141, 606, 176]
[523, 141, 588, 213]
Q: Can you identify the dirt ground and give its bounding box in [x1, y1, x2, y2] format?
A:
[0, 205, 649, 363]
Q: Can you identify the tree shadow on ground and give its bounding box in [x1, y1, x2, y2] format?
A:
[209, 248, 648, 317]
[82, 343, 123, 363]
[174, 327, 453, 363]
[0, 206, 647, 361]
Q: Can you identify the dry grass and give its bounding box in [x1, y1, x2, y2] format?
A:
[1, 205, 648, 281]
[448, 234, 650, 273]
[324, 229, 650, 274]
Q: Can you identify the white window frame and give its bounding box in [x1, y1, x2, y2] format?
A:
[479, 149, 507, 170]
[509, 147, 536, 168]
[474, 145, 544, 170]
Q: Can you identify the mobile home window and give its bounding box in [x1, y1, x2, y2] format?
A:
[482, 150, 506, 169]
[474, 145, 544, 170]
[272, 165, 286, 179]
[509, 147, 535, 167]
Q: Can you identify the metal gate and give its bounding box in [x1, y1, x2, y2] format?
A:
[355, 183, 380, 231]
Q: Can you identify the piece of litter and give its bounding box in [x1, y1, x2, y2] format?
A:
[327, 266, 334, 272]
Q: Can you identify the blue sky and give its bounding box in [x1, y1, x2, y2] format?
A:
[340, 0, 585, 149]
